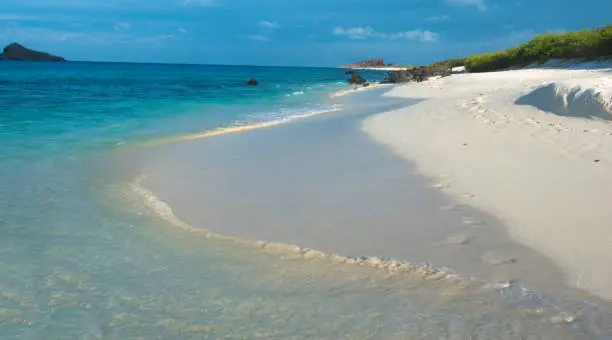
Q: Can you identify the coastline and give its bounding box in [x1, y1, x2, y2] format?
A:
[363, 65, 612, 301]
[120, 84, 611, 308]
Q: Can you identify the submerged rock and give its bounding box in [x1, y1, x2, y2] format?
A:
[247, 77, 258, 86]
[0, 42, 66, 62]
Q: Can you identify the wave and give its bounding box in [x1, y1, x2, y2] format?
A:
[126, 105, 344, 150]
[181, 105, 342, 141]
[128, 175, 472, 281]
[285, 90, 305, 97]
[127, 175, 593, 329]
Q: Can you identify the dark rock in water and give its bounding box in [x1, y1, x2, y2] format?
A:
[0, 43, 66, 62]
[383, 65, 451, 84]
[363, 83, 371, 87]
[348, 72, 367, 85]
[344, 69, 355, 75]
[247, 77, 258, 86]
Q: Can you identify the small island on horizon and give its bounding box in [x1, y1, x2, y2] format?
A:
[0, 42, 66, 62]
[339, 58, 411, 70]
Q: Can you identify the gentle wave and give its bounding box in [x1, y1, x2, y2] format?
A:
[181, 105, 343, 141]
[123, 105, 344, 150]
[129, 175, 473, 282]
[128, 174, 590, 329]
[285, 90, 305, 97]
[127, 175, 601, 334]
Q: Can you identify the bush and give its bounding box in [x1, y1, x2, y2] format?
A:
[464, 24, 612, 72]
[428, 58, 467, 70]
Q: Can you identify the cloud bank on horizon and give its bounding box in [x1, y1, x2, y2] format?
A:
[0, 0, 610, 66]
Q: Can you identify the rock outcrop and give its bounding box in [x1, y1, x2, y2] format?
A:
[383, 66, 451, 83]
[348, 72, 367, 85]
[341, 58, 388, 68]
[247, 77, 258, 86]
[0, 43, 66, 62]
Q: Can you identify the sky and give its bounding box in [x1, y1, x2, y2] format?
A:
[0, 0, 610, 66]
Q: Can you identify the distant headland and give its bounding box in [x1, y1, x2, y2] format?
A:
[339, 58, 410, 70]
[0, 43, 66, 62]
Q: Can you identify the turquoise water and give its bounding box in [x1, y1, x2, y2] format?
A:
[1, 61, 611, 339]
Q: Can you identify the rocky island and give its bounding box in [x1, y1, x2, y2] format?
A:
[339, 58, 408, 70]
[341, 58, 387, 68]
[0, 43, 66, 62]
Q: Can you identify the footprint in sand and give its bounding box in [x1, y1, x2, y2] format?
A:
[429, 182, 450, 189]
[461, 217, 485, 227]
[444, 234, 475, 246]
[460, 193, 476, 199]
[482, 252, 518, 266]
[440, 204, 461, 211]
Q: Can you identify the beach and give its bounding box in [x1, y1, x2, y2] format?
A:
[121, 63, 612, 307]
[364, 64, 612, 301]
[2, 60, 612, 338]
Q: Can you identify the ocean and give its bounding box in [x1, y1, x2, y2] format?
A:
[0, 61, 610, 339]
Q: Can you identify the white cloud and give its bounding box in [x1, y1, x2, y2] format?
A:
[390, 30, 439, 42]
[332, 26, 438, 43]
[446, 0, 487, 12]
[178, 27, 188, 34]
[258, 20, 281, 29]
[246, 35, 269, 42]
[114, 22, 131, 32]
[426, 15, 450, 22]
[332, 26, 379, 40]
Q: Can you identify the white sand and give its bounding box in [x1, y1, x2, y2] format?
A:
[363, 65, 612, 300]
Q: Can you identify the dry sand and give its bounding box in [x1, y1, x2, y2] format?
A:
[363, 64, 612, 300]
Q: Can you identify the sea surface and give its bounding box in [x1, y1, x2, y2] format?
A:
[0, 61, 611, 339]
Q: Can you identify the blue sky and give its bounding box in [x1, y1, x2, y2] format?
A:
[1, 0, 610, 66]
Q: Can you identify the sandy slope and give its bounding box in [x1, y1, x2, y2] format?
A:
[363, 66, 612, 300]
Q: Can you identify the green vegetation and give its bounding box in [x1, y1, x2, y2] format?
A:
[427, 58, 466, 70]
[462, 24, 612, 72]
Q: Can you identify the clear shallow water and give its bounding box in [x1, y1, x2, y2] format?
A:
[1, 61, 611, 339]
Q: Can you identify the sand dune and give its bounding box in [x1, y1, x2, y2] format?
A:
[363, 65, 612, 300]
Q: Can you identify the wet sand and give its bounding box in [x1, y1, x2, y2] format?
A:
[127, 88, 605, 306]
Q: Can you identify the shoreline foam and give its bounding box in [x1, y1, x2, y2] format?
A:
[128, 174, 589, 319]
[127, 173, 608, 332]
[128, 175, 471, 283]
[117, 105, 344, 152]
